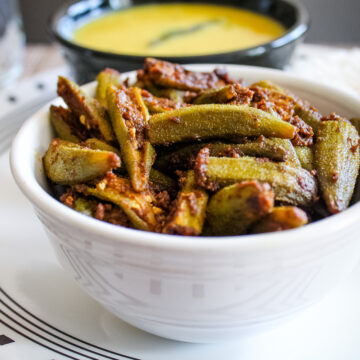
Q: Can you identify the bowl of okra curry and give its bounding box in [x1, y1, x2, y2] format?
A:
[11, 61, 360, 343]
[49, 0, 309, 83]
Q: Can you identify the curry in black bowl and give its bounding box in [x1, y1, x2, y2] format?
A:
[49, 0, 309, 84]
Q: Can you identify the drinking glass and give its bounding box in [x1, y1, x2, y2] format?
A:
[0, 0, 25, 88]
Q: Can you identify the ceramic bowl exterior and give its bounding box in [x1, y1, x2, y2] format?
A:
[11, 65, 360, 343]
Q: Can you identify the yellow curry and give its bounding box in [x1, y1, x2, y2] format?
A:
[73, 3, 285, 56]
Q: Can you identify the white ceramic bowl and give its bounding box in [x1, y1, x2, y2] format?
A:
[10, 65, 360, 343]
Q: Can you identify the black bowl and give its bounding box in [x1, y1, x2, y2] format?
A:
[49, 0, 309, 84]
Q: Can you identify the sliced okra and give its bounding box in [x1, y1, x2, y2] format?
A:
[86, 174, 159, 231]
[163, 171, 208, 235]
[74, 197, 95, 217]
[315, 120, 360, 213]
[84, 138, 121, 158]
[195, 150, 318, 207]
[294, 146, 314, 171]
[96, 68, 123, 107]
[206, 181, 274, 236]
[251, 206, 308, 233]
[106, 86, 155, 192]
[50, 105, 87, 143]
[141, 57, 234, 91]
[57, 76, 116, 143]
[192, 85, 238, 104]
[148, 104, 296, 145]
[154, 138, 288, 172]
[271, 138, 301, 167]
[44, 138, 120, 185]
[294, 104, 322, 134]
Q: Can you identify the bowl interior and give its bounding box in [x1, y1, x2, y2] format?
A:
[52, 0, 304, 56]
[10, 64, 360, 251]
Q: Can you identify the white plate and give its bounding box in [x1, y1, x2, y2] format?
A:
[1, 144, 360, 359]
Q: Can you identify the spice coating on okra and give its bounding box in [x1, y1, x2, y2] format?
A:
[315, 120, 360, 213]
[43, 58, 360, 236]
[57, 76, 116, 143]
[139, 57, 235, 91]
[148, 104, 297, 145]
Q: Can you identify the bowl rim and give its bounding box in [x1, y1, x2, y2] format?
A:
[48, 0, 309, 62]
[10, 64, 360, 253]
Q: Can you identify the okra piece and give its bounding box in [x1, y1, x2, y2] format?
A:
[106, 86, 155, 192]
[74, 197, 95, 217]
[154, 138, 288, 172]
[195, 151, 318, 207]
[62, 189, 133, 226]
[251, 206, 308, 233]
[251, 80, 317, 145]
[86, 174, 159, 231]
[59, 189, 96, 216]
[144, 98, 181, 114]
[294, 146, 314, 171]
[96, 68, 122, 107]
[252, 80, 306, 108]
[206, 181, 274, 236]
[133, 86, 150, 123]
[149, 169, 177, 194]
[84, 138, 122, 158]
[57, 76, 116, 143]
[143, 141, 156, 181]
[148, 105, 296, 145]
[315, 120, 360, 213]
[141, 89, 188, 114]
[156, 88, 184, 103]
[142, 58, 234, 91]
[50, 105, 83, 143]
[228, 138, 288, 161]
[251, 80, 288, 94]
[271, 138, 301, 167]
[294, 104, 322, 134]
[144, 83, 185, 103]
[192, 85, 237, 104]
[163, 171, 208, 236]
[44, 139, 120, 185]
[350, 118, 360, 135]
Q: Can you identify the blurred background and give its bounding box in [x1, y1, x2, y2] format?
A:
[1, 0, 359, 154]
[19, 0, 360, 44]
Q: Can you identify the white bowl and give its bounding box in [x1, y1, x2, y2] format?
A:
[10, 65, 360, 343]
